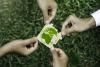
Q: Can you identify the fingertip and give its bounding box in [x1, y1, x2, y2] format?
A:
[29, 37, 38, 45]
[45, 20, 50, 24]
[32, 37, 38, 41]
[50, 48, 58, 55]
[50, 47, 55, 52]
[32, 41, 38, 49]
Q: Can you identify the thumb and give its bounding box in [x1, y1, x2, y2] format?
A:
[23, 37, 38, 45]
[43, 5, 57, 24]
[46, 5, 57, 24]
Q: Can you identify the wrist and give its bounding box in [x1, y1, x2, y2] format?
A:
[80, 17, 96, 32]
[88, 17, 96, 28]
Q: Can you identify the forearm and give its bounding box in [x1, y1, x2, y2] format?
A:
[84, 9, 100, 30]
[0, 45, 10, 57]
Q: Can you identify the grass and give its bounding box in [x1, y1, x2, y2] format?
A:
[0, 0, 100, 67]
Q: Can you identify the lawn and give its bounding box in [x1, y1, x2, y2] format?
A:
[0, 0, 100, 67]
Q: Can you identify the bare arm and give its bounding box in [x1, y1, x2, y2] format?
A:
[61, 15, 96, 36]
[79, 17, 96, 31]
[0, 37, 38, 57]
[50, 48, 68, 67]
[61, 10, 100, 36]
[0, 45, 10, 57]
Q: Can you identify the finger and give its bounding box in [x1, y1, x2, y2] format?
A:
[62, 17, 75, 36]
[25, 42, 38, 55]
[55, 48, 67, 57]
[64, 15, 76, 26]
[23, 37, 38, 45]
[55, 48, 68, 62]
[42, 10, 50, 24]
[30, 41, 38, 51]
[31, 37, 38, 42]
[45, 4, 57, 24]
[49, 4, 57, 19]
[50, 48, 58, 60]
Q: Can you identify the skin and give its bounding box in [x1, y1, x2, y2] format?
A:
[50, 48, 68, 67]
[0, 37, 38, 57]
[37, 0, 57, 24]
[0, 38, 69, 67]
[61, 15, 96, 36]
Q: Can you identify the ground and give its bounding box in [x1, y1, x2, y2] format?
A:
[0, 0, 100, 67]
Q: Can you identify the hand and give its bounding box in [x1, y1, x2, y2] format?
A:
[61, 15, 96, 36]
[1, 37, 38, 56]
[37, 0, 57, 24]
[50, 48, 68, 67]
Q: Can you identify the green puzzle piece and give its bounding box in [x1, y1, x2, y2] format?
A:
[37, 24, 62, 48]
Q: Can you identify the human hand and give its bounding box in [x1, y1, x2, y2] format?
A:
[61, 15, 96, 36]
[37, 0, 57, 24]
[2, 37, 38, 56]
[50, 48, 68, 67]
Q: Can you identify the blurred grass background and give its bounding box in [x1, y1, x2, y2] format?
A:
[0, 0, 100, 67]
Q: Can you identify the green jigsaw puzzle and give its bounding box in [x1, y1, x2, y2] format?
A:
[37, 24, 62, 48]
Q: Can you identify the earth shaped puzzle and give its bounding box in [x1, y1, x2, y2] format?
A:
[37, 24, 62, 48]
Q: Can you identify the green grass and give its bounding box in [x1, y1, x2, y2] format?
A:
[0, 0, 100, 67]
